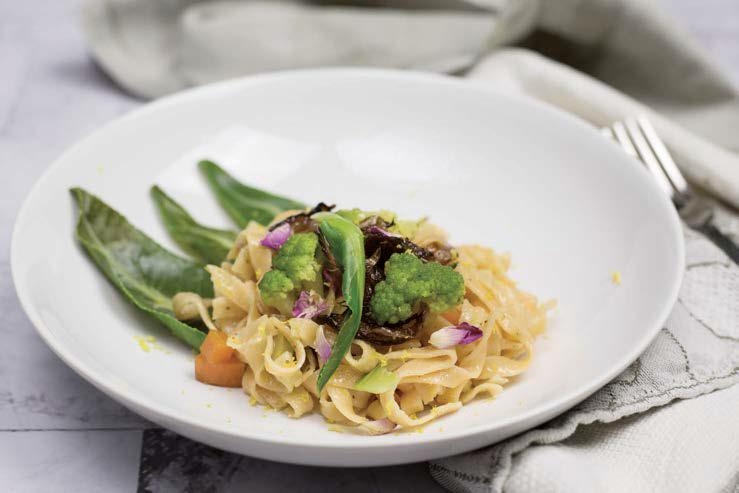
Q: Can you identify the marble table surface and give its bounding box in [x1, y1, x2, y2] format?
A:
[1, 1, 737, 491]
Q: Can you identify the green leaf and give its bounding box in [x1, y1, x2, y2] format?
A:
[198, 160, 306, 228]
[354, 365, 400, 394]
[150, 185, 237, 265]
[314, 213, 366, 392]
[71, 188, 212, 350]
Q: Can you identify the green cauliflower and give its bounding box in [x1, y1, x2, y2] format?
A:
[258, 269, 296, 315]
[258, 232, 322, 314]
[272, 232, 322, 289]
[370, 253, 465, 325]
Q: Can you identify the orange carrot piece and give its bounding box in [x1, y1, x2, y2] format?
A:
[441, 306, 461, 324]
[195, 354, 245, 388]
[200, 330, 235, 364]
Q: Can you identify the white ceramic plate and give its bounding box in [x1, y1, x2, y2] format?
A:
[12, 69, 683, 466]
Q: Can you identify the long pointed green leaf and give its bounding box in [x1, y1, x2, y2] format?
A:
[198, 160, 306, 228]
[315, 213, 365, 392]
[71, 188, 211, 350]
[151, 185, 237, 265]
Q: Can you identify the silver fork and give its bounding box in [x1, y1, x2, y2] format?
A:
[602, 116, 738, 263]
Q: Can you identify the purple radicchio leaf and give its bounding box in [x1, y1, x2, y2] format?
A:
[428, 322, 483, 348]
[292, 291, 330, 320]
[260, 223, 291, 249]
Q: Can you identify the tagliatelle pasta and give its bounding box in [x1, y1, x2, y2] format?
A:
[178, 219, 554, 432]
[72, 169, 553, 433]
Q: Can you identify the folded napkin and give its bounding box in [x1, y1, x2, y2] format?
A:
[80, 0, 739, 491]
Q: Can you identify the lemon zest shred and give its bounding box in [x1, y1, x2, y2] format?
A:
[134, 336, 151, 353]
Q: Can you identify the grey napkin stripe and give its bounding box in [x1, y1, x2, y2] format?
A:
[430, 224, 739, 493]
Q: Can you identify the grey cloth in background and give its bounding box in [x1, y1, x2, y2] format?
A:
[79, 1, 739, 491]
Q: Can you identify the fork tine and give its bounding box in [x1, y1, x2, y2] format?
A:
[623, 118, 675, 198]
[601, 127, 615, 139]
[611, 121, 638, 158]
[636, 116, 690, 197]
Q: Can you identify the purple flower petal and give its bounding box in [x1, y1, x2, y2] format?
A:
[428, 322, 483, 348]
[260, 223, 291, 249]
[292, 291, 330, 320]
[314, 325, 332, 364]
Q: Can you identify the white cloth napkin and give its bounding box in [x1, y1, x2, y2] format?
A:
[79, 0, 739, 491]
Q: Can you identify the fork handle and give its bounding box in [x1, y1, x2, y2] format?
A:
[693, 221, 739, 264]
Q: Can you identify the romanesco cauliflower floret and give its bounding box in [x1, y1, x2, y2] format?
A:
[258, 232, 323, 314]
[370, 253, 464, 325]
[272, 232, 322, 290]
[258, 269, 295, 315]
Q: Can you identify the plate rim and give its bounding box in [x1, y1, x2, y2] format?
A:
[11, 67, 685, 456]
